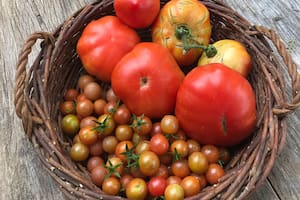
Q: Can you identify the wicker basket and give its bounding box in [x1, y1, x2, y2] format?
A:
[14, 0, 300, 199]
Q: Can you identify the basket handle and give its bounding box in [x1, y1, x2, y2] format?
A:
[254, 25, 300, 116]
[14, 32, 55, 118]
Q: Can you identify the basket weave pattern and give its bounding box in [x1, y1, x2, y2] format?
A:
[14, 0, 300, 199]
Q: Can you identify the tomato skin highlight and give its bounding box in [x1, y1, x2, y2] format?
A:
[77, 16, 140, 82]
[175, 63, 257, 146]
[112, 42, 184, 119]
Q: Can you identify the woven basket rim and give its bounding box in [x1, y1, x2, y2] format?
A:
[13, 0, 300, 200]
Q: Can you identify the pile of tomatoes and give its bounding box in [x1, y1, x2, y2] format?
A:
[60, 0, 258, 199]
[60, 73, 230, 199]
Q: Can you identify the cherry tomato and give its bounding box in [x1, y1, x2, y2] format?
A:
[164, 184, 184, 200]
[60, 101, 76, 115]
[120, 174, 133, 189]
[148, 176, 167, 197]
[77, 16, 140, 82]
[70, 143, 89, 162]
[205, 163, 225, 185]
[114, 0, 160, 29]
[170, 140, 188, 158]
[166, 176, 182, 186]
[155, 164, 169, 179]
[131, 115, 152, 136]
[103, 101, 117, 115]
[126, 178, 148, 200]
[76, 99, 94, 118]
[61, 114, 80, 135]
[161, 115, 179, 134]
[91, 165, 107, 186]
[93, 99, 106, 116]
[149, 134, 169, 155]
[201, 144, 219, 164]
[191, 173, 207, 189]
[83, 82, 102, 101]
[171, 160, 190, 178]
[150, 122, 163, 136]
[180, 176, 201, 197]
[159, 153, 173, 166]
[219, 147, 231, 165]
[64, 88, 79, 101]
[102, 136, 118, 154]
[115, 140, 134, 162]
[95, 114, 116, 136]
[106, 156, 124, 178]
[78, 74, 95, 90]
[114, 105, 131, 125]
[106, 87, 119, 103]
[175, 63, 257, 146]
[135, 140, 150, 155]
[111, 42, 184, 118]
[187, 139, 201, 155]
[89, 139, 104, 156]
[102, 177, 121, 195]
[188, 152, 208, 175]
[115, 124, 133, 141]
[198, 39, 252, 77]
[87, 156, 104, 172]
[138, 151, 160, 176]
[78, 126, 98, 145]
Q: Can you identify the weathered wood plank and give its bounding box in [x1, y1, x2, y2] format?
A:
[0, 0, 299, 200]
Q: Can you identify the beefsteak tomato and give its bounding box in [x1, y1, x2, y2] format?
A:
[111, 42, 184, 119]
[152, 0, 213, 67]
[198, 39, 252, 77]
[114, 0, 160, 29]
[77, 16, 140, 82]
[175, 63, 257, 146]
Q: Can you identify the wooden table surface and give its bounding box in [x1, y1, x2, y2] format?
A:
[1, 0, 299, 199]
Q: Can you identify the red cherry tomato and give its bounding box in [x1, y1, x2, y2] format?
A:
[150, 134, 169, 155]
[176, 63, 257, 146]
[148, 176, 167, 197]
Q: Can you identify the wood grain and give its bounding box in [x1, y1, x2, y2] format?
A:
[0, 0, 299, 199]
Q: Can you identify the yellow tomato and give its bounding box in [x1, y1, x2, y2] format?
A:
[152, 0, 212, 67]
[198, 39, 252, 77]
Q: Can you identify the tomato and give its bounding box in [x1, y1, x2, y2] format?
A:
[64, 88, 79, 101]
[171, 160, 190, 178]
[152, 0, 212, 67]
[219, 147, 231, 165]
[188, 152, 208, 175]
[126, 178, 148, 200]
[159, 153, 173, 166]
[78, 126, 98, 146]
[113, 105, 131, 125]
[115, 125, 133, 141]
[106, 87, 119, 103]
[91, 165, 107, 186]
[150, 122, 163, 136]
[102, 177, 121, 195]
[187, 139, 201, 155]
[166, 176, 182, 186]
[135, 140, 150, 155]
[155, 164, 169, 179]
[114, 0, 160, 29]
[76, 99, 94, 118]
[131, 115, 152, 136]
[138, 151, 160, 176]
[89, 138, 103, 156]
[170, 140, 188, 158]
[93, 99, 106, 116]
[102, 136, 118, 154]
[175, 63, 257, 146]
[148, 176, 167, 197]
[120, 174, 133, 189]
[149, 134, 169, 155]
[80, 116, 97, 129]
[198, 39, 252, 77]
[191, 173, 207, 189]
[112, 42, 184, 119]
[160, 115, 179, 134]
[106, 156, 124, 178]
[180, 176, 201, 197]
[70, 143, 89, 162]
[87, 156, 104, 172]
[115, 140, 134, 162]
[60, 101, 76, 115]
[77, 74, 95, 90]
[77, 16, 140, 82]
[83, 82, 102, 101]
[95, 114, 116, 136]
[164, 184, 184, 200]
[61, 114, 80, 135]
[205, 163, 225, 185]
[201, 145, 219, 164]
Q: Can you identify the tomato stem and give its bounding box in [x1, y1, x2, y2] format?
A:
[175, 25, 217, 58]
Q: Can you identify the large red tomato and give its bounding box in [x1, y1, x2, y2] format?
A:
[77, 16, 140, 82]
[175, 63, 257, 146]
[111, 42, 185, 119]
[114, 0, 160, 29]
